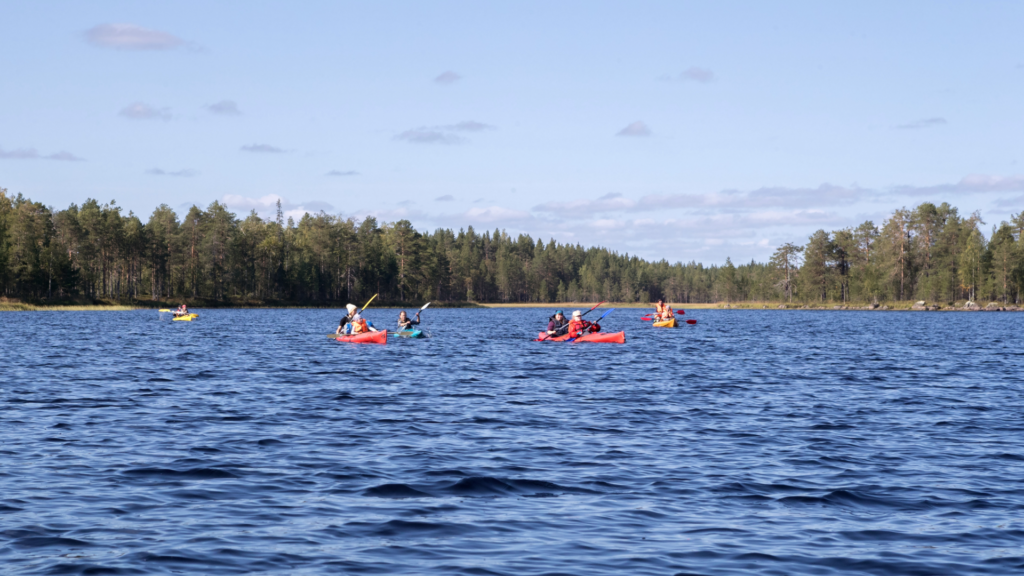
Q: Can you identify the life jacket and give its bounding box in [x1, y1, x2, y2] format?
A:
[568, 319, 587, 337]
[351, 317, 369, 334]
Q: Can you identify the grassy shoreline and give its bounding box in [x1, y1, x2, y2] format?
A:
[5, 298, 1015, 312]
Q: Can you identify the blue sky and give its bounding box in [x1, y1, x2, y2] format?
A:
[2, 1, 1023, 263]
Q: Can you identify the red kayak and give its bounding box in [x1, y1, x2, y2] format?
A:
[336, 331, 387, 344]
[535, 331, 626, 343]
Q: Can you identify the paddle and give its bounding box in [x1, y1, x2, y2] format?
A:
[361, 293, 378, 312]
[582, 301, 606, 317]
[567, 308, 615, 342]
[158, 309, 171, 312]
[686, 319, 697, 325]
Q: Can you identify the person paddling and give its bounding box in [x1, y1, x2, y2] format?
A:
[174, 303, 189, 317]
[547, 310, 569, 337]
[337, 303, 378, 335]
[655, 300, 674, 321]
[397, 310, 421, 331]
[567, 310, 601, 338]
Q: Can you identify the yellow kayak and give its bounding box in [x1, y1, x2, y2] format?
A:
[173, 313, 199, 322]
[652, 317, 677, 328]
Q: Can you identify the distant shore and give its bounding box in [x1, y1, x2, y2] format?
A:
[4, 298, 1019, 312]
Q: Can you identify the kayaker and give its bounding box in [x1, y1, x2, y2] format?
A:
[567, 310, 600, 338]
[175, 304, 189, 317]
[336, 304, 378, 335]
[655, 300, 673, 321]
[397, 310, 420, 330]
[546, 310, 568, 336]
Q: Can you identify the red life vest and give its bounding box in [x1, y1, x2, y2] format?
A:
[568, 319, 588, 337]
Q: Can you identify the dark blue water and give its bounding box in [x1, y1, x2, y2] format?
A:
[3, 308, 1024, 575]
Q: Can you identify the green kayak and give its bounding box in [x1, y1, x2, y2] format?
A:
[394, 329, 425, 338]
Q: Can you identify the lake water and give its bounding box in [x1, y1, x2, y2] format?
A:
[2, 308, 1023, 575]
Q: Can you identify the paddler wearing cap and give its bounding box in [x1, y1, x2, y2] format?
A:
[567, 309, 600, 338]
[336, 303, 378, 335]
[546, 310, 569, 337]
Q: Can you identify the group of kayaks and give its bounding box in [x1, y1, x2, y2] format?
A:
[160, 297, 695, 345]
[335, 300, 698, 345]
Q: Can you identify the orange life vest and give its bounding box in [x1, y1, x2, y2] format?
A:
[351, 317, 369, 334]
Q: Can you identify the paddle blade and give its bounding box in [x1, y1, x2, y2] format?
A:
[677, 309, 685, 314]
[158, 309, 171, 312]
[596, 308, 615, 322]
[686, 319, 697, 325]
[420, 302, 431, 311]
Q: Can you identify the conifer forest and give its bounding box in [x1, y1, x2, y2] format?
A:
[2, 188, 1022, 305]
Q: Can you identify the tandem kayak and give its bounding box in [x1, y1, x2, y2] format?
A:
[394, 329, 425, 338]
[336, 331, 387, 344]
[172, 313, 199, 322]
[535, 331, 626, 343]
[652, 317, 677, 328]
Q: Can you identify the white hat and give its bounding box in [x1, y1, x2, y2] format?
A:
[346, 304, 357, 314]
[572, 310, 582, 318]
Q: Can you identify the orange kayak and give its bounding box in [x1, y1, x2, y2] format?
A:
[336, 331, 387, 344]
[535, 331, 626, 343]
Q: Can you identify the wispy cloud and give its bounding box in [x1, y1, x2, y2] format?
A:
[993, 194, 1024, 208]
[240, 144, 286, 153]
[434, 71, 462, 85]
[441, 121, 495, 132]
[680, 66, 715, 83]
[119, 102, 172, 120]
[206, 100, 241, 116]
[85, 23, 184, 51]
[894, 117, 947, 130]
[893, 174, 1024, 195]
[396, 120, 496, 145]
[0, 146, 84, 161]
[534, 184, 874, 218]
[326, 170, 358, 176]
[616, 121, 651, 137]
[147, 168, 197, 177]
[435, 195, 455, 202]
[396, 130, 464, 145]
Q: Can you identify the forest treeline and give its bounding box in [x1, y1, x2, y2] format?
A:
[1, 188, 1022, 305]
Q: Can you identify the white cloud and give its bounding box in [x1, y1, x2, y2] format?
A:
[206, 100, 241, 116]
[220, 194, 334, 221]
[119, 102, 172, 120]
[680, 66, 715, 83]
[0, 146, 84, 161]
[434, 71, 462, 85]
[241, 143, 286, 153]
[894, 117, 947, 130]
[326, 170, 359, 176]
[147, 168, 197, 177]
[85, 23, 184, 51]
[616, 121, 651, 137]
